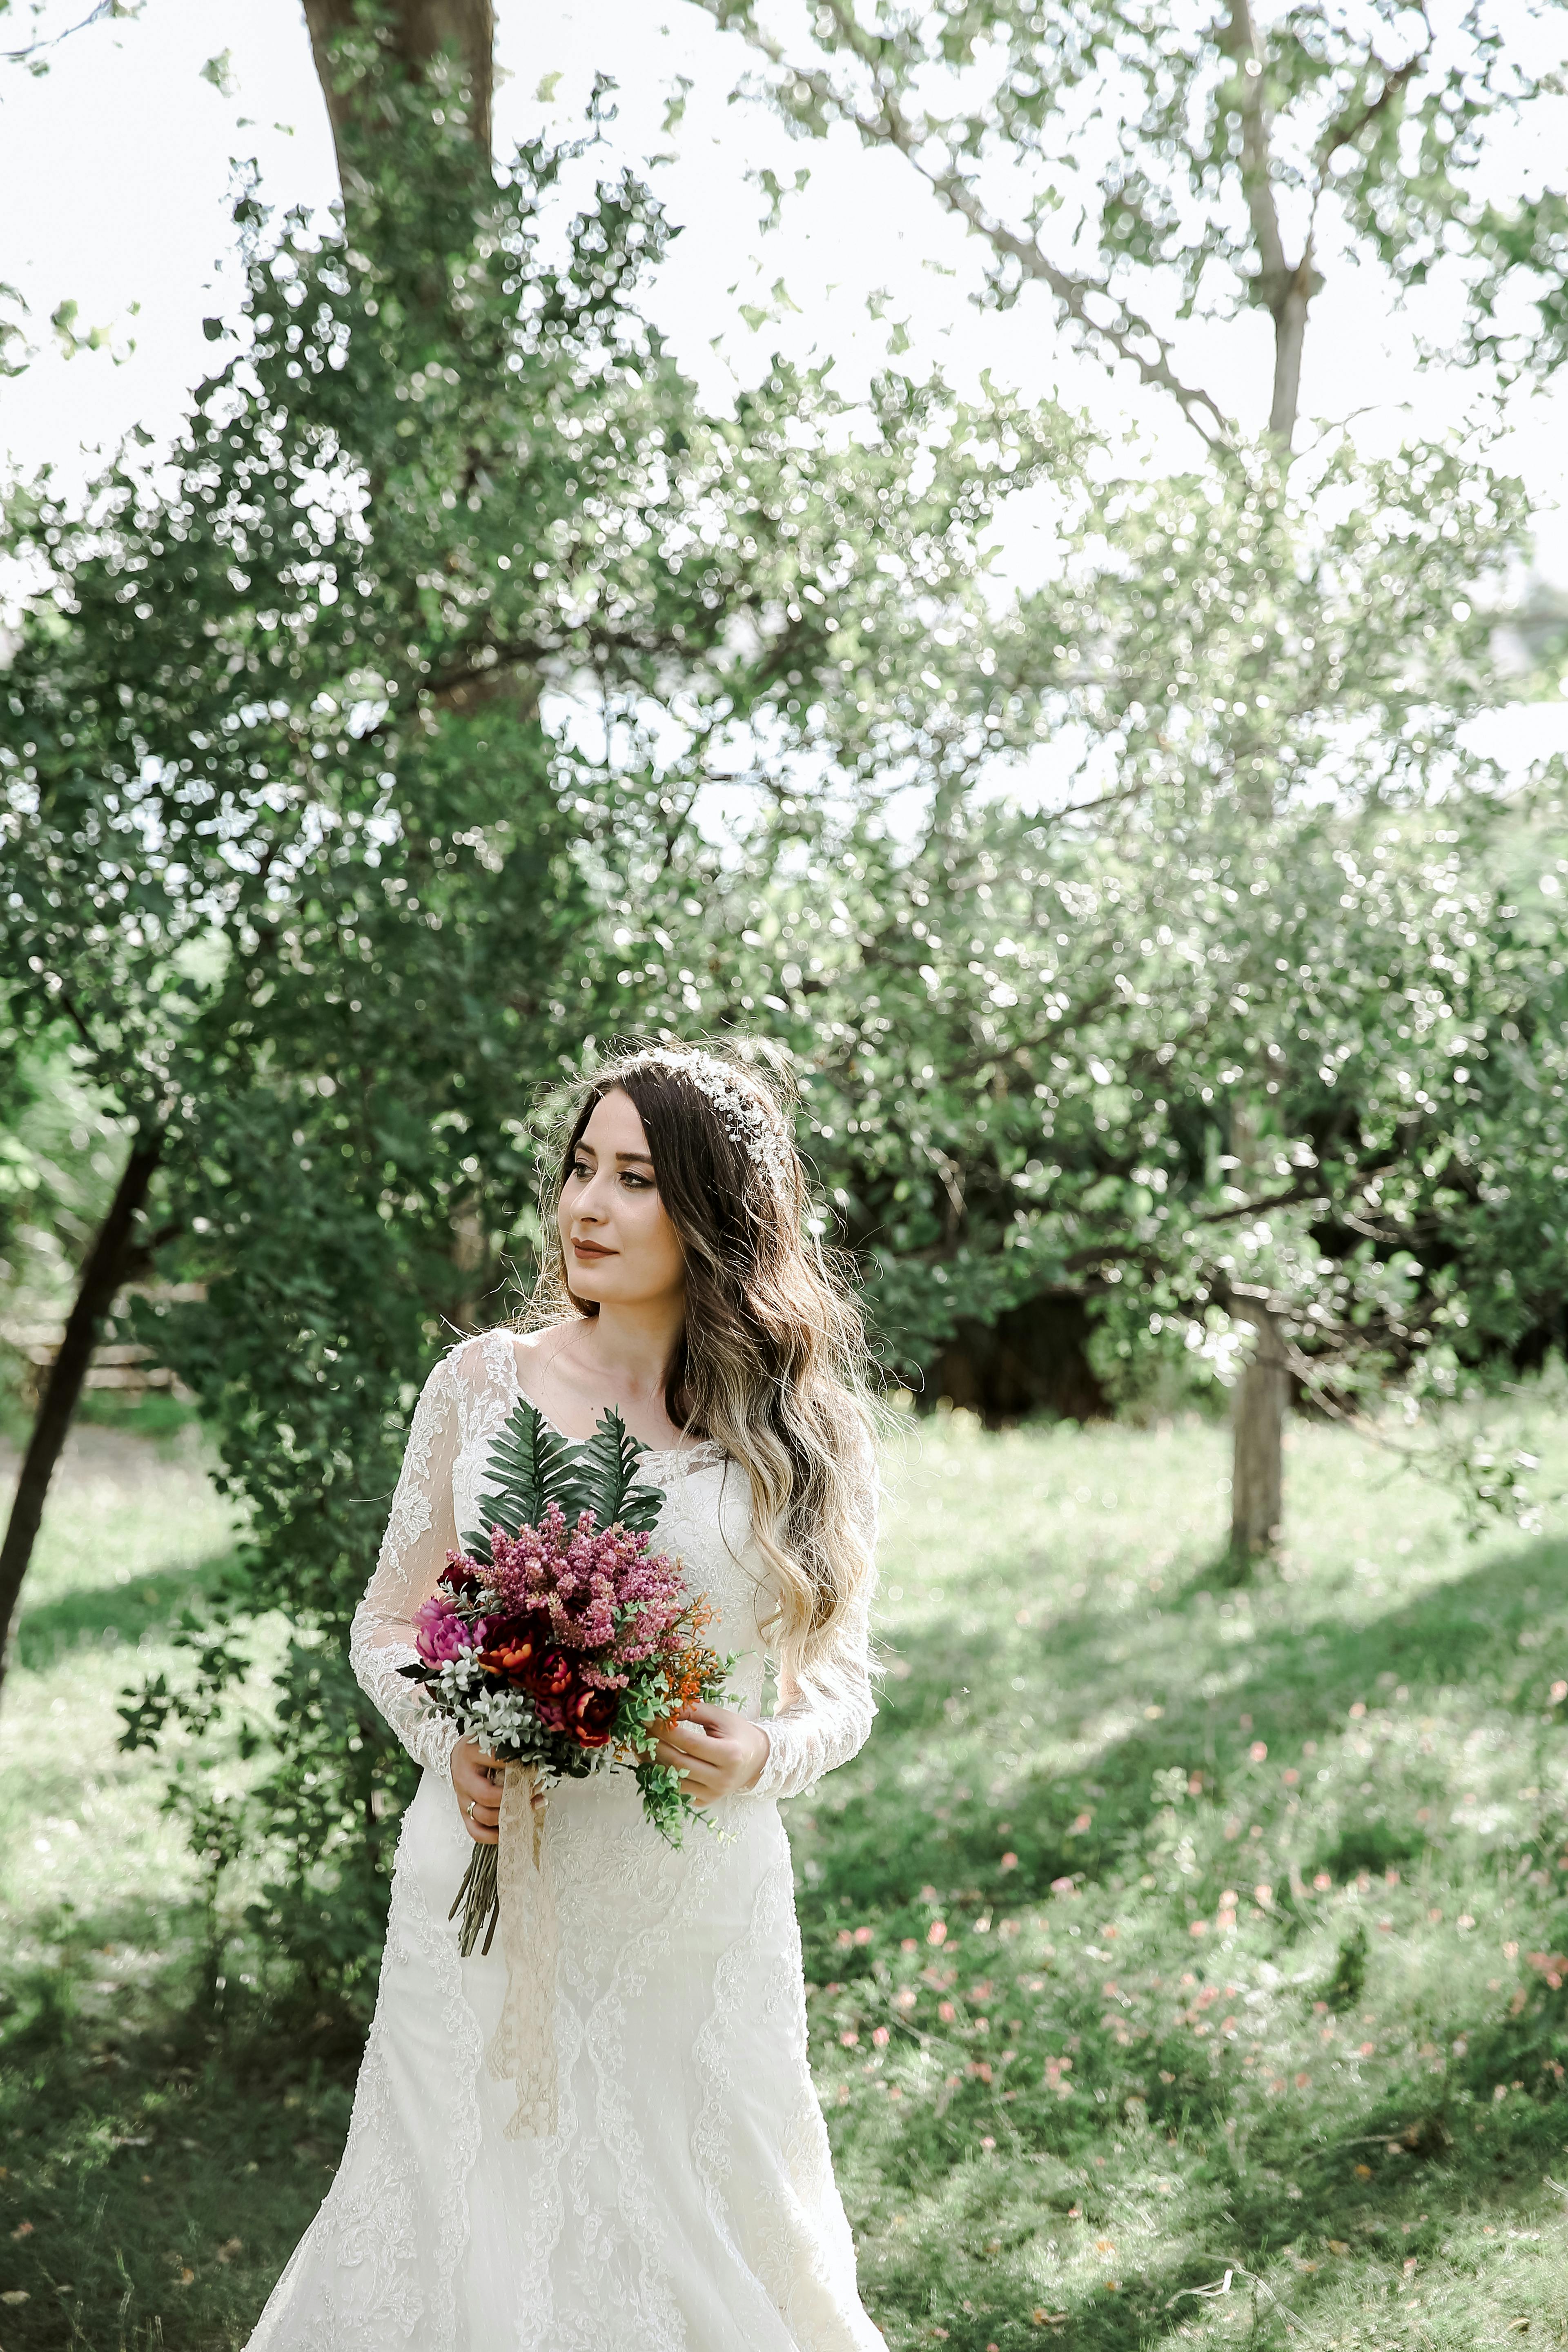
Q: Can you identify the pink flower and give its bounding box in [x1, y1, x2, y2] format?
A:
[414, 1589, 483, 1666]
[483, 1506, 691, 1673]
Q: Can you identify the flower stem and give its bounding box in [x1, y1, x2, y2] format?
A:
[448, 1840, 501, 1958]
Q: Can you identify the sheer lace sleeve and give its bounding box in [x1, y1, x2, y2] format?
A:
[349, 1354, 464, 1780]
[752, 1437, 880, 1804]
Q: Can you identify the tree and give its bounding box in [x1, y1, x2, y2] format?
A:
[610, 454, 1556, 1449]
[2, 8, 1080, 1980]
[702, 0, 1561, 452]
[302, 0, 496, 196]
[695, 0, 1565, 1552]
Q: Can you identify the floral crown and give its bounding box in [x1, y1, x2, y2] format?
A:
[628, 1047, 794, 1195]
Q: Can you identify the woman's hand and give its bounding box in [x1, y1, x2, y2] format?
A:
[450, 1736, 503, 1845]
[651, 1702, 770, 1807]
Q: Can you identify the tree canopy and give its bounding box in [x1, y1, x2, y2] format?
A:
[4, 0, 1566, 1978]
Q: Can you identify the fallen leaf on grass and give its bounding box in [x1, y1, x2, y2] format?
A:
[1, 2290, 30, 2305]
[8, 2223, 31, 2239]
[1327, 2240, 1350, 2255]
[216, 2238, 243, 2264]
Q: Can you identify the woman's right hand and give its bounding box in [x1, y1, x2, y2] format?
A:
[450, 1736, 503, 1845]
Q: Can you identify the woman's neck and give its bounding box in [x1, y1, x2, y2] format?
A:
[528, 1298, 690, 1447]
[570, 1300, 684, 1408]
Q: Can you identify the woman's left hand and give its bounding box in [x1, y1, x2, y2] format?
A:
[651, 1701, 769, 1806]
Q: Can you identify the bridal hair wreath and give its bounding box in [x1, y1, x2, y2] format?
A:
[630, 1047, 793, 1196]
[519, 1038, 880, 1674]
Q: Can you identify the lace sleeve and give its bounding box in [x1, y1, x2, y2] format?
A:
[752, 1437, 880, 1804]
[349, 1354, 464, 1780]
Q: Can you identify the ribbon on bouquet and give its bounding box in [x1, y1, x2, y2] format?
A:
[487, 1763, 559, 2138]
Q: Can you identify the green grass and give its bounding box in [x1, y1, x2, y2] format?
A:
[6, 1407, 1568, 2347]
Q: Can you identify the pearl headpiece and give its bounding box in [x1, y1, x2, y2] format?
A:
[630, 1048, 794, 1195]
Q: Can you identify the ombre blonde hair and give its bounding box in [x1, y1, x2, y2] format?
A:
[519, 1038, 878, 1669]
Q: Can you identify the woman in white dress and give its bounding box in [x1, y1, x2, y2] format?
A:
[245, 1041, 885, 2352]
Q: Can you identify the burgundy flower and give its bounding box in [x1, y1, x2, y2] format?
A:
[520, 1646, 576, 1704]
[477, 1610, 551, 1684]
[564, 1685, 620, 1749]
[439, 1555, 485, 1600]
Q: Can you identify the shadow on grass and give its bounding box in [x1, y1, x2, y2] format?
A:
[13, 1552, 238, 1674]
[791, 1523, 1568, 2341]
[0, 1910, 361, 2352]
[838, 1973, 1568, 2349]
[814, 1526, 1568, 1924]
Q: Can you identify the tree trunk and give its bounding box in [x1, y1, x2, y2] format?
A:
[1268, 258, 1312, 446]
[1230, 1292, 1287, 1561]
[0, 1127, 162, 1697]
[303, 0, 495, 194]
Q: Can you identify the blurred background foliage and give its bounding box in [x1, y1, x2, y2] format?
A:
[3, 0, 1568, 1995]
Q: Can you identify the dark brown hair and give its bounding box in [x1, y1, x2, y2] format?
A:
[520, 1040, 876, 1662]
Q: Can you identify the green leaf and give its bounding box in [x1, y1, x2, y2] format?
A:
[460, 1395, 591, 1560]
[459, 1399, 670, 1561]
[576, 1408, 665, 1534]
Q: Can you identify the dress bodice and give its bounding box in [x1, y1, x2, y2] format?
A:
[348, 1324, 879, 1804]
[445, 1327, 774, 1716]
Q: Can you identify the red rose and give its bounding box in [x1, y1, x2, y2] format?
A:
[564, 1686, 620, 1748]
[476, 1610, 550, 1683]
[439, 1557, 485, 1600]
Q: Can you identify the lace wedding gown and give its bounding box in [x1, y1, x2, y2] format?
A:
[245, 1325, 884, 2352]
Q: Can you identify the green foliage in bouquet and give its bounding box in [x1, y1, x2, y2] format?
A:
[463, 1398, 665, 1562]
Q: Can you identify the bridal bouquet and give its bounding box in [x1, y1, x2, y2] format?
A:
[399, 1395, 733, 1960]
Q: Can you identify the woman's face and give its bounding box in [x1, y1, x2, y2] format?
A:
[558, 1087, 686, 1310]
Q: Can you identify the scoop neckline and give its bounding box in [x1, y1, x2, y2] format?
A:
[489, 1327, 725, 1469]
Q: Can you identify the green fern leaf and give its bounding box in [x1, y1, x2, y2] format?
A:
[577, 1408, 665, 1532]
[460, 1396, 592, 1558]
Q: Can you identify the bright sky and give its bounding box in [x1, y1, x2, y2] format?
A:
[3, 0, 1566, 774]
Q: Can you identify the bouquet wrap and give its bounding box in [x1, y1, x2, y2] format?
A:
[491, 1763, 558, 2138]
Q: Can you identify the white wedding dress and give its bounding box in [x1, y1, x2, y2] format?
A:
[245, 1325, 884, 2352]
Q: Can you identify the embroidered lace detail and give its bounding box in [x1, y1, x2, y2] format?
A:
[244, 1811, 485, 2351]
[693, 1823, 885, 2349]
[348, 1356, 466, 1782]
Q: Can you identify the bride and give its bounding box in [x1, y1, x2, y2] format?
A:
[245, 1041, 886, 2351]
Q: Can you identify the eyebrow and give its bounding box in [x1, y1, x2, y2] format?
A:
[574, 1146, 655, 1165]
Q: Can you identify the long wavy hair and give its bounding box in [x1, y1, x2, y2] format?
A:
[518, 1038, 878, 1668]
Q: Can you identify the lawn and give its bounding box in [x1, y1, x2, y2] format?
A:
[5, 1401, 1568, 2348]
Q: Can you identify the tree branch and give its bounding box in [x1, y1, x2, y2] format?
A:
[1220, 0, 1289, 287]
[739, 11, 1235, 449]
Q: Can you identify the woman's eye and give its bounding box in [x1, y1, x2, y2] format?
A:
[620, 1172, 653, 1190]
